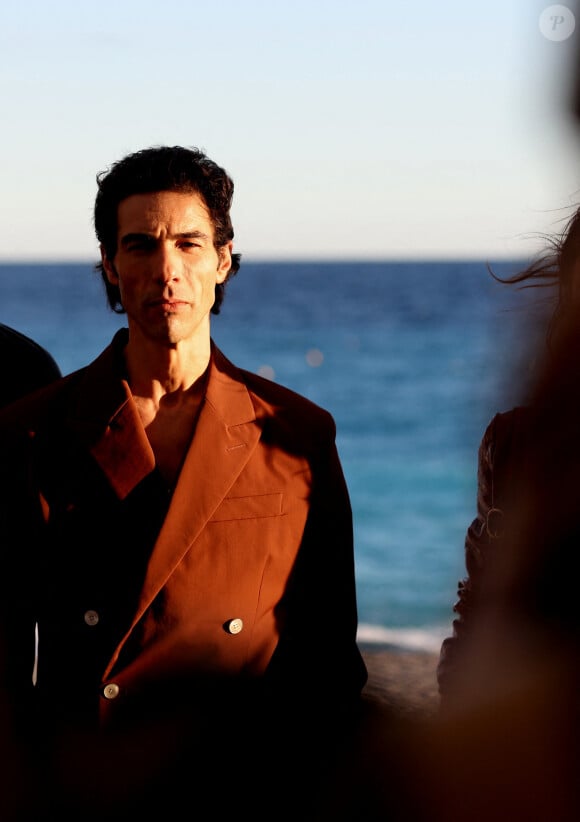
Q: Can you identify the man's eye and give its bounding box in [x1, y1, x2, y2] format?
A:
[180, 241, 201, 249]
[126, 238, 154, 252]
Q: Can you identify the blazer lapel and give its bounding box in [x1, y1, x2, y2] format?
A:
[66, 331, 155, 499]
[126, 344, 262, 629]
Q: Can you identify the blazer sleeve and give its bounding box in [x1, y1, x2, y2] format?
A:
[436, 410, 518, 704]
[262, 413, 368, 722]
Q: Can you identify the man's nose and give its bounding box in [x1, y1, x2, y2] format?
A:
[156, 245, 180, 282]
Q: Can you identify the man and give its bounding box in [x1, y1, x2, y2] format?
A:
[0, 146, 367, 820]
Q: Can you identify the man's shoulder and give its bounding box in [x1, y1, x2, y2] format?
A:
[0, 330, 124, 433]
[0, 367, 87, 436]
[212, 345, 335, 432]
[245, 372, 337, 449]
[243, 368, 331, 416]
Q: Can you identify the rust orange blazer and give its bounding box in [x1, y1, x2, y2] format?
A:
[0, 329, 367, 747]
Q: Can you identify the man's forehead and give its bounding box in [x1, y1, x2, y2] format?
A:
[117, 189, 212, 233]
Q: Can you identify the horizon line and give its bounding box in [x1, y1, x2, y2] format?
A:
[0, 252, 531, 265]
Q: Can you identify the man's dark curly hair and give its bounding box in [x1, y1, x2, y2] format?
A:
[94, 145, 241, 315]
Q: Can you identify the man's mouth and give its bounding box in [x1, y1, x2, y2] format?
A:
[148, 298, 187, 310]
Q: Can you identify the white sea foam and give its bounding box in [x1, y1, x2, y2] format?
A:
[357, 623, 448, 653]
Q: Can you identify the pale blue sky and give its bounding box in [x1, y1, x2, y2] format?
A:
[0, 0, 579, 261]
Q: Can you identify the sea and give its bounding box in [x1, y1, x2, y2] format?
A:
[0, 259, 552, 654]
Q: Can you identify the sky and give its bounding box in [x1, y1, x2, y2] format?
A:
[1, 0, 579, 262]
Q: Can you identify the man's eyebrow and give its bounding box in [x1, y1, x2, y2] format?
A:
[120, 229, 211, 246]
[174, 230, 211, 241]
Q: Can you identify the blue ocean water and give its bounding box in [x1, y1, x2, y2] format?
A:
[0, 260, 549, 652]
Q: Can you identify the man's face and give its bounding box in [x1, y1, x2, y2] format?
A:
[101, 190, 232, 347]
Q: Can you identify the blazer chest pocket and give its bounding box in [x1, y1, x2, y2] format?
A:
[209, 492, 283, 522]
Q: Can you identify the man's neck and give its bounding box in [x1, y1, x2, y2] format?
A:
[124, 331, 211, 402]
[122, 330, 211, 487]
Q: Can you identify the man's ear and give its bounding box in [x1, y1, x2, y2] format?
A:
[100, 245, 118, 283]
[216, 242, 233, 284]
